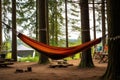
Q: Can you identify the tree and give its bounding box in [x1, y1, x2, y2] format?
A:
[48, 0, 64, 46]
[49, 0, 59, 46]
[0, 0, 2, 53]
[78, 0, 94, 68]
[38, 0, 49, 64]
[2, 0, 36, 61]
[12, 0, 17, 61]
[101, 0, 106, 47]
[92, 0, 96, 40]
[65, 0, 68, 47]
[16, 0, 36, 36]
[101, 0, 120, 80]
[68, 2, 81, 31]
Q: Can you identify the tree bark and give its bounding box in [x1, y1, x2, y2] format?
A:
[38, 0, 49, 64]
[12, 0, 17, 61]
[102, 0, 120, 79]
[36, 0, 39, 41]
[0, 0, 2, 53]
[65, 0, 68, 47]
[92, 0, 96, 40]
[101, 0, 106, 47]
[79, 0, 94, 68]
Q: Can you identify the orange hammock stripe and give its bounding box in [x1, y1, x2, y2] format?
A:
[18, 33, 101, 59]
[18, 33, 76, 50]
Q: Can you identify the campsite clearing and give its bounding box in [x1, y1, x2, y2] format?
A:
[0, 59, 107, 80]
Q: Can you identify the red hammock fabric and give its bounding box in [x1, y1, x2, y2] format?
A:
[18, 33, 101, 59]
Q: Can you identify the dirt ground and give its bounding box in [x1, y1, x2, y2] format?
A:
[0, 59, 107, 80]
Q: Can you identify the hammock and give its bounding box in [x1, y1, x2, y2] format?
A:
[2, 22, 102, 59]
[18, 33, 102, 59]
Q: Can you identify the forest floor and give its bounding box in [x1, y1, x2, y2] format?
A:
[0, 59, 107, 80]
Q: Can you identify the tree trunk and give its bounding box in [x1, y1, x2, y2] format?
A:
[65, 0, 68, 47]
[38, 0, 49, 64]
[79, 0, 94, 68]
[12, 0, 17, 61]
[36, 0, 39, 41]
[101, 0, 106, 47]
[102, 0, 120, 79]
[50, 0, 58, 46]
[92, 0, 96, 40]
[0, 0, 2, 53]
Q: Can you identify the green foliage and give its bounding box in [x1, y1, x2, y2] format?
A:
[2, 0, 36, 41]
[18, 56, 39, 62]
[2, 41, 11, 51]
[6, 52, 12, 59]
[16, 0, 36, 36]
[64, 53, 80, 60]
[67, 2, 81, 32]
[2, 0, 12, 41]
[48, 0, 65, 46]
[5, 52, 39, 62]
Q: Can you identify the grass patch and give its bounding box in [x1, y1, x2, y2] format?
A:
[18, 56, 39, 62]
[64, 53, 81, 60]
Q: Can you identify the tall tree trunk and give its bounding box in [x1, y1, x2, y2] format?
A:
[54, 4, 58, 46]
[12, 0, 17, 61]
[36, 0, 39, 41]
[102, 0, 120, 80]
[38, 0, 49, 64]
[50, 0, 58, 46]
[92, 0, 96, 40]
[0, 0, 2, 53]
[92, 0, 97, 58]
[101, 0, 106, 47]
[51, 13, 55, 46]
[54, 1, 58, 46]
[79, 0, 94, 68]
[65, 0, 68, 47]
